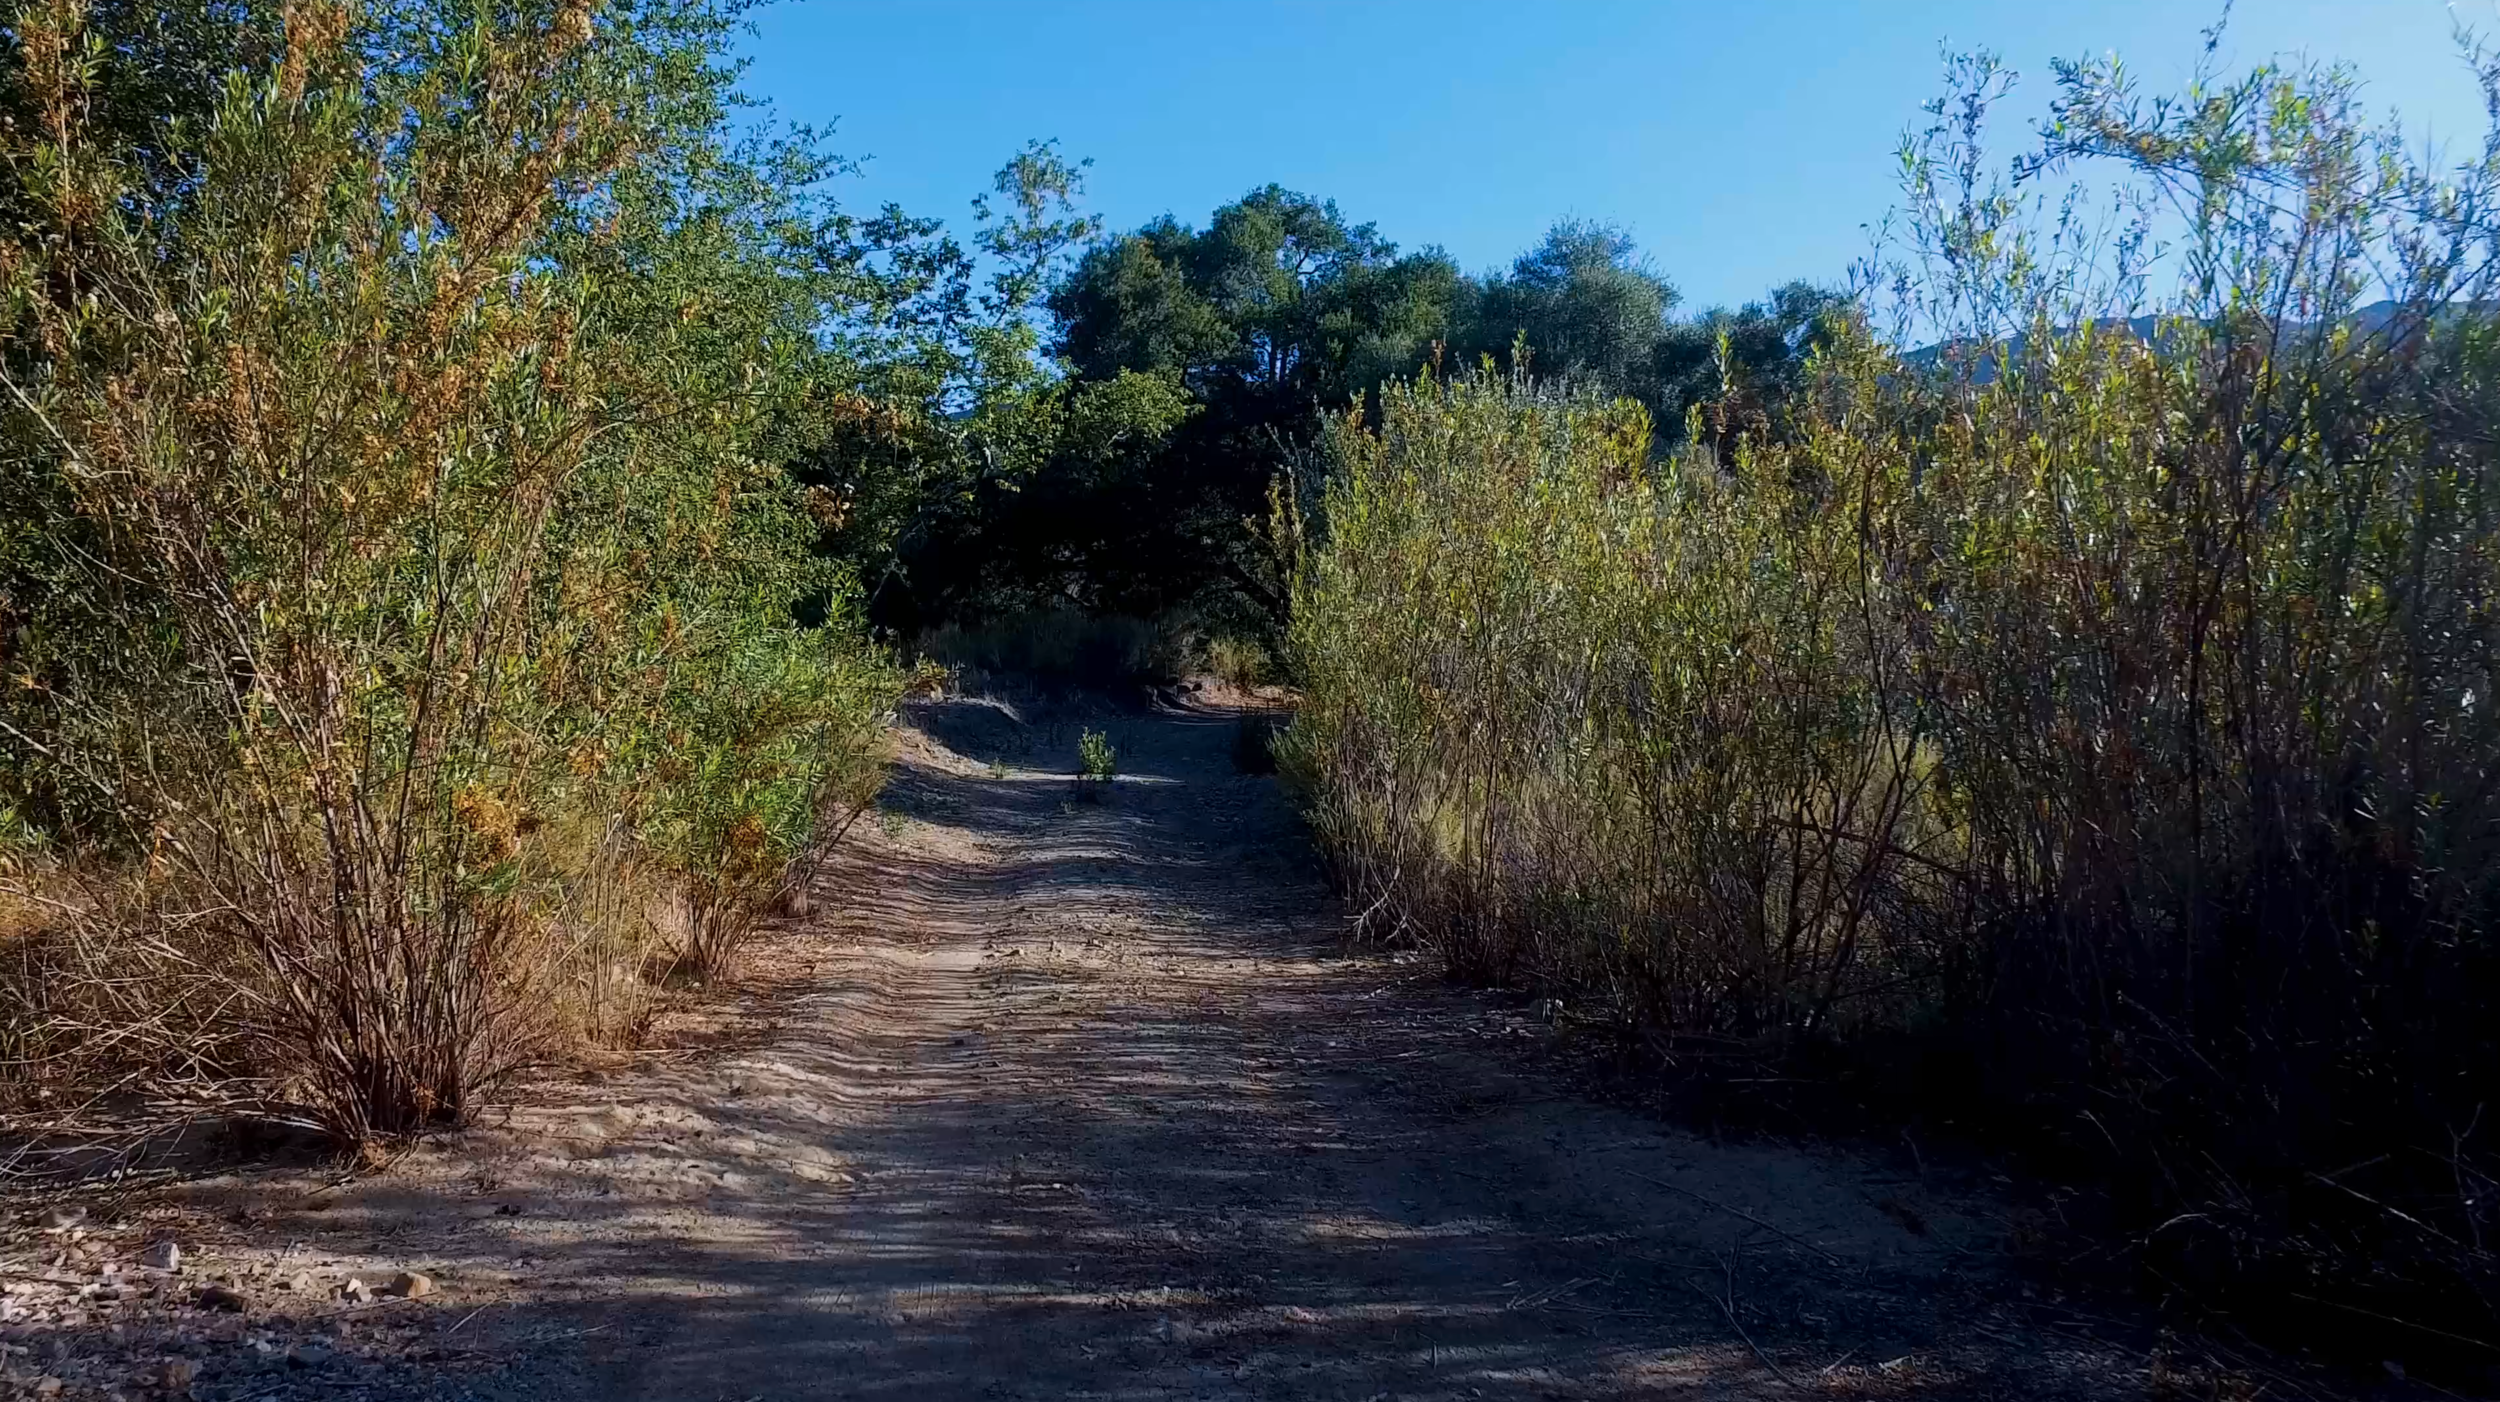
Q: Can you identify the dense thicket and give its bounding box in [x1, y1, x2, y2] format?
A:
[0, 0, 928, 1142]
[1285, 49, 2500, 1367]
[885, 188, 1844, 641]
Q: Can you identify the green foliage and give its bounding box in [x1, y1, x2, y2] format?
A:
[1204, 635, 1269, 690]
[0, 0, 901, 1141]
[1289, 42, 2500, 1365]
[795, 140, 1111, 606]
[1076, 729, 1116, 783]
[890, 185, 1459, 632]
[917, 610, 1186, 692]
[904, 185, 1845, 641]
[634, 626, 896, 978]
[1459, 220, 1676, 389]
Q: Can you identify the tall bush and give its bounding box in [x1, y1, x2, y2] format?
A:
[1287, 364, 1928, 1035]
[0, 0, 899, 1143]
[1287, 46, 2500, 1361]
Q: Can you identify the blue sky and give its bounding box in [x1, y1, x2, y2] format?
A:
[738, 1, 2492, 312]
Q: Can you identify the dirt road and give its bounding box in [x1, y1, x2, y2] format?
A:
[88, 692, 2155, 1399]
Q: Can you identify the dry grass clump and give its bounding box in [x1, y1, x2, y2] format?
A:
[1204, 635, 1272, 691]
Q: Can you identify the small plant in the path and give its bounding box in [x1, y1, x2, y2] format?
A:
[1077, 730, 1119, 785]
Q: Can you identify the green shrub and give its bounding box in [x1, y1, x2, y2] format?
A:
[1077, 729, 1118, 783]
[635, 625, 897, 980]
[1204, 635, 1270, 690]
[1195, 637, 1270, 689]
[0, 0, 899, 1143]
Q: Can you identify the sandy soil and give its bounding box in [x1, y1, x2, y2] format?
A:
[9, 690, 2196, 1400]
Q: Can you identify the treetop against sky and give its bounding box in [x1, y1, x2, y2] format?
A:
[742, 0, 2488, 310]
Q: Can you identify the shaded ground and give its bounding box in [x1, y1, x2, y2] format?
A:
[11, 690, 2207, 1399]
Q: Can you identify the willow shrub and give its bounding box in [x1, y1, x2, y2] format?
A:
[0, 0, 898, 1143]
[1286, 368, 1936, 1039]
[1290, 52, 2500, 1360]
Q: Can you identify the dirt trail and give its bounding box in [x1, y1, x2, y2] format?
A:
[106, 692, 2156, 1399]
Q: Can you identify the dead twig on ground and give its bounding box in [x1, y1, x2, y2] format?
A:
[1696, 1248, 1801, 1390]
[1503, 1275, 1600, 1310]
[1628, 1170, 1847, 1268]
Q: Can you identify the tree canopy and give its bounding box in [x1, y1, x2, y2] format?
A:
[880, 190, 1846, 636]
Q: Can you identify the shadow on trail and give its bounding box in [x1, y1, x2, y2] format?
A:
[91, 692, 2148, 1401]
